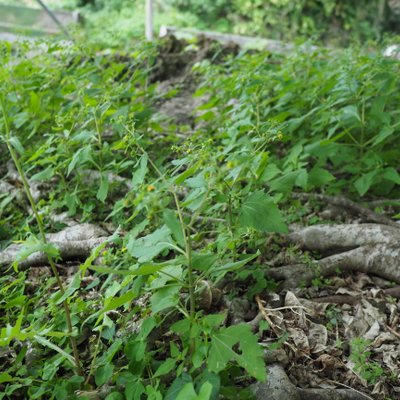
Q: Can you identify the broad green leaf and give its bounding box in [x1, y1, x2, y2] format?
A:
[163, 209, 185, 247]
[371, 126, 394, 147]
[192, 253, 218, 272]
[67, 145, 93, 176]
[80, 230, 119, 277]
[13, 239, 60, 271]
[308, 167, 335, 187]
[102, 290, 136, 312]
[42, 360, 59, 381]
[185, 173, 207, 188]
[95, 363, 113, 387]
[71, 129, 96, 143]
[153, 358, 176, 378]
[269, 171, 299, 193]
[295, 169, 308, 189]
[195, 370, 220, 400]
[133, 262, 173, 275]
[208, 323, 266, 381]
[104, 392, 123, 400]
[340, 105, 361, 124]
[55, 274, 81, 305]
[150, 285, 181, 313]
[124, 339, 145, 363]
[354, 170, 379, 196]
[170, 318, 191, 334]
[64, 192, 78, 216]
[214, 251, 260, 272]
[0, 311, 30, 346]
[182, 189, 207, 211]
[261, 163, 281, 181]
[8, 136, 24, 154]
[165, 374, 193, 400]
[0, 373, 13, 384]
[197, 382, 213, 400]
[4, 295, 26, 309]
[132, 154, 148, 186]
[202, 314, 226, 329]
[125, 380, 145, 400]
[140, 316, 157, 338]
[239, 191, 287, 233]
[34, 336, 76, 367]
[174, 163, 199, 185]
[175, 382, 198, 400]
[128, 225, 172, 262]
[383, 167, 400, 184]
[30, 167, 54, 182]
[97, 174, 109, 203]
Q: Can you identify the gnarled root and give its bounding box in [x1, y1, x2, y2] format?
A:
[251, 364, 368, 400]
[0, 224, 108, 269]
[267, 223, 400, 289]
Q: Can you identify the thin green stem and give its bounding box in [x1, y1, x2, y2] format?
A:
[1, 98, 82, 376]
[94, 112, 104, 172]
[223, 180, 234, 236]
[129, 127, 197, 355]
[360, 101, 365, 158]
[172, 191, 196, 323]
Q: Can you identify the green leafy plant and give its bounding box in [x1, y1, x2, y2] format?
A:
[0, 96, 82, 376]
[1, 32, 398, 399]
[350, 338, 384, 385]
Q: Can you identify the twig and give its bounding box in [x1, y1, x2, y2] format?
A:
[255, 296, 284, 336]
[326, 380, 374, 400]
[310, 295, 361, 305]
[263, 305, 310, 313]
[384, 323, 400, 340]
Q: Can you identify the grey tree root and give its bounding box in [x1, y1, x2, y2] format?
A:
[293, 193, 400, 228]
[251, 364, 369, 400]
[0, 224, 108, 269]
[267, 223, 400, 289]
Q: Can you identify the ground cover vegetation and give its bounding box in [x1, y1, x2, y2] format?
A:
[0, 33, 400, 399]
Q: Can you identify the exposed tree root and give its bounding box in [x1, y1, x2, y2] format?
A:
[0, 224, 108, 269]
[2, 160, 42, 203]
[80, 169, 133, 191]
[267, 223, 400, 289]
[251, 364, 370, 400]
[310, 285, 400, 305]
[294, 193, 399, 228]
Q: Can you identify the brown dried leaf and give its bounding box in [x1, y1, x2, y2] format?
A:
[308, 321, 328, 354]
[287, 327, 310, 355]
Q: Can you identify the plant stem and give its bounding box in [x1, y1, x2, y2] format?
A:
[174, 195, 195, 355]
[360, 100, 365, 158]
[0, 98, 82, 376]
[130, 130, 197, 354]
[172, 191, 196, 324]
[94, 111, 103, 172]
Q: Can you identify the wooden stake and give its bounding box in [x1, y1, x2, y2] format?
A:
[145, 0, 154, 41]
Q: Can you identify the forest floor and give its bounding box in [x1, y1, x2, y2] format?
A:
[0, 35, 400, 400]
[145, 37, 400, 400]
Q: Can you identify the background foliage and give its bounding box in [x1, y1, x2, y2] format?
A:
[77, 0, 400, 45]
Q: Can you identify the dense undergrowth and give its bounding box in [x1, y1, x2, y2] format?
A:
[0, 36, 399, 399]
[80, 0, 400, 47]
[10, 0, 400, 47]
